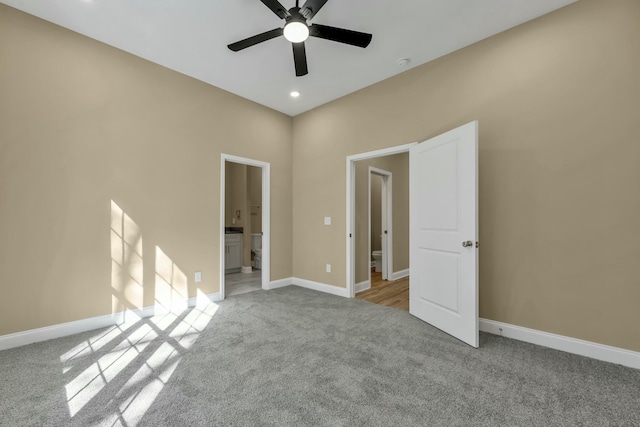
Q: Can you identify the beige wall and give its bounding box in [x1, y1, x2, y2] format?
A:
[293, 0, 640, 351]
[0, 5, 293, 335]
[370, 174, 382, 253]
[354, 153, 409, 284]
[225, 162, 247, 229]
[248, 165, 262, 234]
[2, 0, 640, 354]
[246, 165, 262, 266]
[224, 162, 254, 267]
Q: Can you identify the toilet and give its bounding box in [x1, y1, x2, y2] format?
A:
[372, 250, 383, 272]
[251, 233, 262, 270]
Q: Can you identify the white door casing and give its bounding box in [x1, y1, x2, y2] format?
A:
[409, 121, 479, 347]
[380, 172, 393, 281]
[220, 154, 271, 300]
[346, 142, 418, 298]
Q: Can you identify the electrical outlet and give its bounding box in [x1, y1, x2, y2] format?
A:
[324, 216, 331, 225]
[326, 264, 331, 273]
[195, 271, 202, 283]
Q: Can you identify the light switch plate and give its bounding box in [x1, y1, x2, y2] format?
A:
[195, 271, 202, 283]
[324, 216, 331, 225]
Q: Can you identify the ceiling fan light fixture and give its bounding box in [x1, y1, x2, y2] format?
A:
[228, 0, 373, 77]
[284, 21, 309, 43]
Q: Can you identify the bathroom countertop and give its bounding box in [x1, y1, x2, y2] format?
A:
[224, 227, 243, 234]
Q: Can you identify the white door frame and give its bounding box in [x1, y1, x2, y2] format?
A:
[220, 154, 270, 300]
[369, 167, 393, 281]
[346, 142, 417, 298]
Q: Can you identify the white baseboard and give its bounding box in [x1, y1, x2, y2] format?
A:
[241, 266, 253, 274]
[0, 291, 223, 352]
[480, 318, 640, 370]
[110, 306, 156, 325]
[6, 293, 637, 371]
[391, 268, 410, 281]
[0, 313, 118, 352]
[355, 280, 371, 293]
[292, 277, 349, 298]
[266, 277, 293, 290]
[188, 292, 223, 305]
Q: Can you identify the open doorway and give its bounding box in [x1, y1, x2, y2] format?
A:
[369, 167, 393, 281]
[347, 146, 413, 309]
[220, 154, 270, 299]
[347, 122, 479, 347]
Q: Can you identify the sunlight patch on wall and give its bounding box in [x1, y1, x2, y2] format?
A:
[60, 199, 220, 424]
[111, 201, 143, 319]
[154, 246, 188, 315]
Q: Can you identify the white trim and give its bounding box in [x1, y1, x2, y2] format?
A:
[346, 142, 418, 299]
[368, 168, 372, 282]
[221, 154, 271, 301]
[346, 157, 356, 298]
[111, 306, 156, 324]
[355, 280, 371, 293]
[391, 269, 410, 281]
[0, 291, 223, 351]
[5, 299, 637, 371]
[266, 277, 293, 290]
[188, 292, 223, 306]
[0, 313, 117, 351]
[241, 266, 253, 274]
[292, 277, 350, 298]
[480, 318, 640, 370]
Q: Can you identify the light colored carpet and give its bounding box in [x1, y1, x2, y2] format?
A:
[0, 286, 638, 426]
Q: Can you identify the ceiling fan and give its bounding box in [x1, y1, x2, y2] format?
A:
[228, 0, 373, 77]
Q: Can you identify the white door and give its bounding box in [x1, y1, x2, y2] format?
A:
[409, 121, 479, 347]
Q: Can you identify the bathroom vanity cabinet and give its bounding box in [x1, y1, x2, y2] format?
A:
[224, 233, 243, 273]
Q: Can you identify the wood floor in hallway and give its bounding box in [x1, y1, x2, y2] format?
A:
[356, 271, 409, 312]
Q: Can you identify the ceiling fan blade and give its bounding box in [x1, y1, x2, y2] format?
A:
[259, 0, 289, 19]
[228, 28, 284, 52]
[300, 0, 328, 20]
[292, 42, 308, 77]
[309, 24, 372, 48]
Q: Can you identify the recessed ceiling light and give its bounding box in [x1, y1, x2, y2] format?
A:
[290, 91, 301, 98]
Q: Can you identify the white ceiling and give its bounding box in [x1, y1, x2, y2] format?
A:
[1, 0, 575, 116]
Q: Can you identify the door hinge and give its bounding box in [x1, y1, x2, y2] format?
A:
[476, 241, 479, 248]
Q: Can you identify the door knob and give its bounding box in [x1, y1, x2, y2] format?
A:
[462, 240, 473, 247]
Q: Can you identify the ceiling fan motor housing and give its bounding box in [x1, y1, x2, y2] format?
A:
[284, 8, 309, 43]
[286, 7, 306, 24]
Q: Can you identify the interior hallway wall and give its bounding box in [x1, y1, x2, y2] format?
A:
[225, 162, 247, 229]
[370, 174, 382, 253]
[0, 4, 293, 335]
[248, 166, 262, 234]
[292, 0, 640, 352]
[247, 165, 262, 267]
